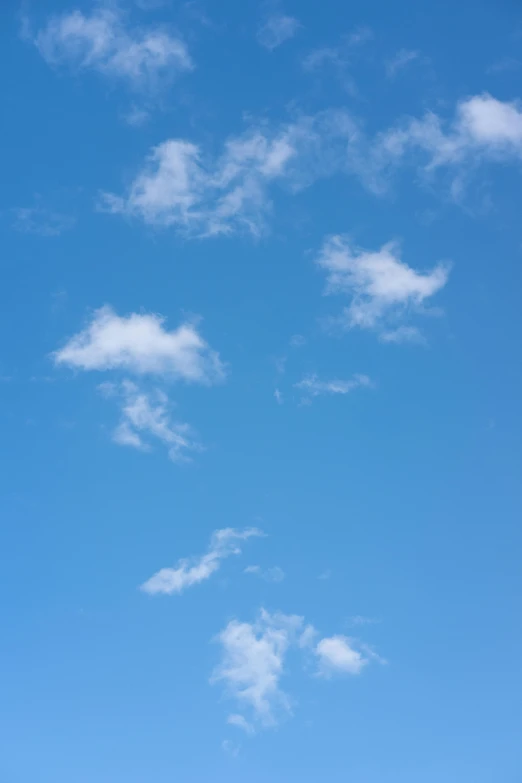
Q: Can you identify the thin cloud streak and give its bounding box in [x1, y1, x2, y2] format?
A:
[141, 528, 263, 595]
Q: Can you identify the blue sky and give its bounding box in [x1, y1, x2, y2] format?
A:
[1, 0, 522, 780]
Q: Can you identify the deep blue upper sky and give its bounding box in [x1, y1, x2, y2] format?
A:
[1, 1, 521, 782]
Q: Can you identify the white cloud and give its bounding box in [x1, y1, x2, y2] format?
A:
[295, 373, 372, 398]
[385, 48, 419, 79]
[379, 325, 425, 344]
[100, 111, 359, 236]
[102, 94, 521, 237]
[369, 94, 522, 188]
[315, 635, 368, 676]
[317, 236, 449, 337]
[257, 14, 300, 50]
[456, 94, 522, 152]
[53, 306, 224, 383]
[212, 609, 303, 727]
[212, 609, 380, 730]
[298, 624, 318, 649]
[227, 713, 255, 735]
[123, 105, 150, 127]
[34, 7, 192, 91]
[141, 527, 263, 595]
[105, 380, 197, 462]
[349, 615, 379, 626]
[101, 125, 301, 236]
[244, 565, 285, 583]
[274, 388, 283, 405]
[102, 94, 522, 235]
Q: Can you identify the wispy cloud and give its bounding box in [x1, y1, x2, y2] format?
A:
[365, 93, 522, 196]
[257, 13, 300, 50]
[141, 527, 263, 595]
[101, 129, 298, 236]
[379, 325, 425, 344]
[303, 26, 372, 70]
[101, 111, 357, 236]
[102, 94, 519, 237]
[123, 104, 150, 127]
[348, 615, 379, 627]
[221, 739, 240, 757]
[486, 57, 521, 75]
[100, 380, 198, 462]
[34, 6, 192, 91]
[385, 48, 419, 79]
[12, 207, 75, 237]
[212, 609, 381, 730]
[227, 713, 255, 734]
[317, 236, 449, 340]
[302, 27, 372, 94]
[53, 306, 224, 383]
[244, 565, 285, 583]
[295, 373, 372, 399]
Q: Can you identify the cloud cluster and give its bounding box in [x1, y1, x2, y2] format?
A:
[54, 306, 224, 383]
[141, 528, 263, 595]
[367, 93, 522, 195]
[100, 111, 359, 236]
[317, 236, 449, 339]
[34, 7, 192, 91]
[213, 609, 378, 731]
[101, 130, 298, 237]
[102, 94, 522, 237]
[54, 306, 224, 461]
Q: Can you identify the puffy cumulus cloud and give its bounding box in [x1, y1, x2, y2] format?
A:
[317, 236, 449, 338]
[34, 6, 192, 91]
[295, 373, 372, 399]
[212, 609, 381, 731]
[101, 130, 299, 237]
[212, 609, 304, 727]
[257, 14, 301, 50]
[368, 94, 522, 192]
[141, 527, 263, 595]
[53, 306, 225, 383]
[315, 635, 368, 676]
[455, 94, 522, 153]
[101, 380, 197, 462]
